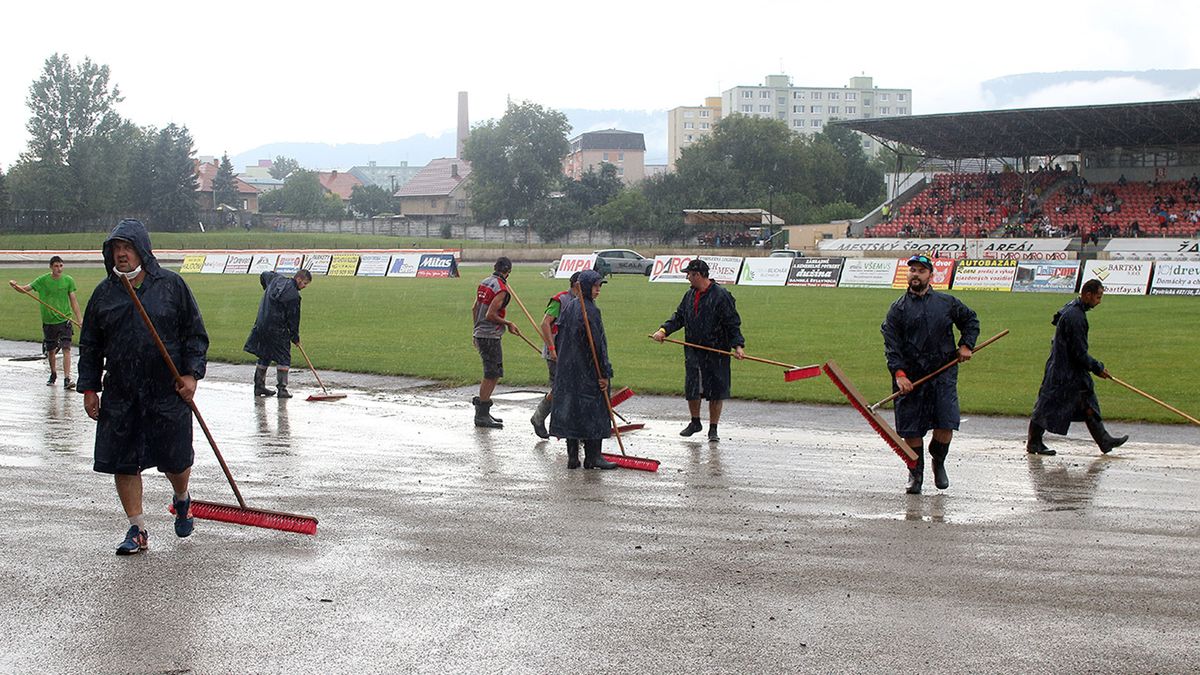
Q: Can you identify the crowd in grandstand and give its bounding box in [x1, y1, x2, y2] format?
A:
[697, 230, 759, 247]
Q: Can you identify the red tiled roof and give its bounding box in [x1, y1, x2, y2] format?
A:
[395, 158, 471, 198]
[194, 160, 258, 194]
[317, 171, 364, 201]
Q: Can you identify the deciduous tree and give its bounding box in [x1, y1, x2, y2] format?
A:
[349, 183, 394, 217]
[269, 156, 300, 180]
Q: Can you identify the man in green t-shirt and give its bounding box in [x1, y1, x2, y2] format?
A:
[9, 256, 82, 389]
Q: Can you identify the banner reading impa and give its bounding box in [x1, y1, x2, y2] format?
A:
[356, 253, 391, 277]
[649, 255, 694, 283]
[891, 258, 954, 289]
[950, 259, 1017, 292]
[837, 258, 896, 288]
[555, 254, 596, 279]
[386, 253, 421, 278]
[275, 253, 303, 275]
[328, 254, 360, 276]
[200, 254, 228, 274]
[249, 254, 278, 274]
[1013, 262, 1081, 293]
[1150, 261, 1200, 296]
[223, 254, 253, 274]
[785, 257, 844, 287]
[179, 255, 206, 274]
[699, 256, 743, 284]
[737, 257, 791, 286]
[1081, 260, 1152, 295]
[303, 254, 332, 275]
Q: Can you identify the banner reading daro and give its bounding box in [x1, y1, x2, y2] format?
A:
[785, 257, 844, 287]
[1150, 260, 1200, 296]
[356, 253, 391, 277]
[891, 258, 954, 289]
[1081, 260, 1152, 295]
[223, 254, 253, 274]
[555, 254, 596, 279]
[950, 259, 1017, 291]
[737, 257, 792, 286]
[179, 255, 206, 274]
[303, 253, 332, 275]
[200, 254, 228, 274]
[1013, 262, 1080, 293]
[386, 253, 421, 278]
[249, 254, 278, 274]
[699, 256, 743, 284]
[417, 253, 459, 278]
[649, 255, 694, 283]
[837, 258, 896, 288]
[328, 254, 360, 276]
[275, 253, 303, 275]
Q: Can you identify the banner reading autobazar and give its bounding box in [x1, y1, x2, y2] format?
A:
[1150, 261, 1200, 296]
[950, 259, 1017, 291]
[785, 257, 844, 287]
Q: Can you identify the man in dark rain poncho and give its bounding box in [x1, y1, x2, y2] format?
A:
[881, 255, 980, 495]
[1027, 279, 1128, 456]
[77, 219, 210, 555]
[549, 270, 617, 470]
[243, 269, 311, 398]
[651, 258, 745, 443]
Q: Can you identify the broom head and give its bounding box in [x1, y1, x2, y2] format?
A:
[609, 386, 635, 407]
[602, 453, 660, 472]
[784, 364, 822, 382]
[822, 360, 918, 469]
[170, 499, 318, 535]
[613, 423, 645, 433]
[306, 392, 347, 402]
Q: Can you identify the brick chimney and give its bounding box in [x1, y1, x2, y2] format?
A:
[451, 163, 459, 178]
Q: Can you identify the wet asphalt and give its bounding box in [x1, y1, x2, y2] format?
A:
[0, 337, 1196, 673]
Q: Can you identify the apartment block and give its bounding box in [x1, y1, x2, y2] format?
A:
[563, 129, 646, 184]
[668, 96, 723, 170]
[721, 74, 912, 153]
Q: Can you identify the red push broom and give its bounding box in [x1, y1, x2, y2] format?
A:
[576, 288, 660, 472]
[606, 386, 646, 433]
[652, 336, 821, 382]
[295, 342, 347, 402]
[118, 275, 318, 535]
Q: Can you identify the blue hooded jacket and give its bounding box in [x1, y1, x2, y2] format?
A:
[549, 271, 613, 440]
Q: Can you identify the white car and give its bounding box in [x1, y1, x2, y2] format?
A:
[769, 249, 805, 258]
[593, 249, 653, 275]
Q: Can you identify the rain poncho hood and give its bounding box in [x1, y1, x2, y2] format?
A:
[102, 218, 162, 279]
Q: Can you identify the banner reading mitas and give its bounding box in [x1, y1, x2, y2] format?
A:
[416, 253, 459, 278]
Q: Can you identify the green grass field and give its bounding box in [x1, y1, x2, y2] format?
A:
[2, 262, 1197, 423]
[0, 231, 556, 251]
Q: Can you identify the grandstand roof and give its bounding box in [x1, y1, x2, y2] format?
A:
[835, 99, 1200, 159]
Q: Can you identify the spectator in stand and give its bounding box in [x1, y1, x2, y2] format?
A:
[1117, 174, 1127, 186]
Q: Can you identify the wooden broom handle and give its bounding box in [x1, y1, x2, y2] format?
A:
[1109, 375, 1200, 426]
[654, 334, 799, 370]
[294, 341, 330, 394]
[117, 274, 246, 508]
[871, 329, 1009, 410]
[503, 281, 551, 355]
[575, 287, 625, 456]
[16, 285, 81, 328]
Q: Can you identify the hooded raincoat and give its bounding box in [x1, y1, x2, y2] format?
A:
[77, 219, 209, 474]
[659, 281, 745, 400]
[243, 271, 302, 365]
[1030, 298, 1105, 434]
[881, 289, 980, 437]
[549, 271, 613, 441]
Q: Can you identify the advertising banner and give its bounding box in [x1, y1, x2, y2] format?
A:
[386, 253, 421, 278]
[699, 256, 743, 284]
[737, 257, 792, 286]
[971, 239, 1072, 261]
[416, 253, 459, 278]
[328, 254, 360, 276]
[303, 253, 332, 275]
[356, 253, 391, 277]
[275, 253, 303, 275]
[837, 258, 896, 288]
[785, 257, 844, 287]
[1080, 260, 1152, 295]
[249, 254, 278, 274]
[200, 254, 228, 274]
[950, 259, 1018, 292]
[649, 254, 694, 283]
[222, 254, 253, 274]
[1013, 262, 1081, 293]
[179, 255, 206, 274]
[891, 258, 954, 289]
[1105, 238, 1200, 260]
[555, 254, 596, 279]
[1149, 261, 1200, 296]
[818, 238, 1072, 260]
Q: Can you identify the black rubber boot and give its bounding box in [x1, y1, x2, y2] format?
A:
[583, 439, 617, 469]
[254, 366, 275, 397]
[473, 398, 502, 428]
[472, 396, 502, 424]
[275, 369, 292, 399]
[680, 418, 703, 437]
[906, 445, 924, 494]
[1026, 420, 1055, 455]
[531, 395, 552, 439]
[929, 439, 950, 490]
[1085, 414, 1128, 454]
[566, 439, 581, 469]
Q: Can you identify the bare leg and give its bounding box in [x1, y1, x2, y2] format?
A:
[479, 378, 498, 400]
[931, 429, 954, 444]
[62, 347, 71, 380]
[164, 467, 192, 496]
[115, 474, 144, 517]
[687, 399, 701, 417]
[47, 348, 59, 377]
[708, 400, 724, 425]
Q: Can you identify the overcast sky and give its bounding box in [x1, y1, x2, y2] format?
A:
[3, 0, 1199, 168]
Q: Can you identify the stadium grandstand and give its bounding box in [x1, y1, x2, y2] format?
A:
[835, 99, 1200, 241]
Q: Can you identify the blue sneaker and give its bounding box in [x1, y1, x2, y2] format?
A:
[115, 526, 148, 556]
[172, 495, 194, 538]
